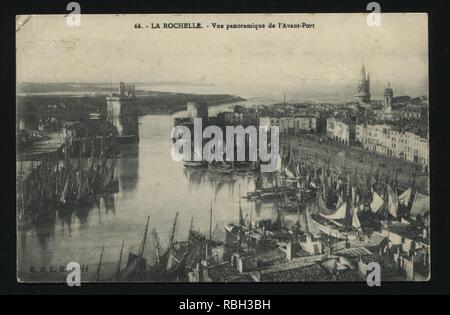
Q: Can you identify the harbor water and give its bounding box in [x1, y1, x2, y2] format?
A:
[18, 108, 301, 282]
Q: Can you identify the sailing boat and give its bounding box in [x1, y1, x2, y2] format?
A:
[116, 215, 150, 281]
[208, 161, 233, 175]
[279, 188, 305, 213]
[113, 240, 125, 281]
[374, 178, 400, 221]
[310, 176, 359, 240]
[148, 211, 193, 281]
[225, 185, 248, 252]
[183, 139, 206, 168]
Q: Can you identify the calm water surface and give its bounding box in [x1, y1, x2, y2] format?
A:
[18, 108, 303, 282]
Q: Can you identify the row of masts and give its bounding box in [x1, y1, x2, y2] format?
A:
[242, 143, 418, 235]
[64, 130, 119, 158]
[17, 134, 119, 217]
[95, 197, 230, 282]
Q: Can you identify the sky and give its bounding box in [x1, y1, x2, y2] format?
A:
[16, 14, 428, 99]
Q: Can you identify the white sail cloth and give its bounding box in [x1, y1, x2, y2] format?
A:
[370, 191, 384, 213]
[387, 185, 399, 218]
[398, 187, 412, 207]
[410, 192, 430, 218]
[352, 205, 362, 229]
[284, 166, 295, 179]
[320, 201, 361, 229]
[321, 202, 347, 220]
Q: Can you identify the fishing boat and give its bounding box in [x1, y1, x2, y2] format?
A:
[208, 162, 233, 175]
[310, 213, 358, 240]
[233, 161, 254, 173]
[115, 215, 150, 281]
[279, 190, 306, 212]
[310, 176, 361, 240]
[147, 212, 194, 281]
[183, 161, 206, 168]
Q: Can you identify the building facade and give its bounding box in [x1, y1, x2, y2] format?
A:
[326, 117, 355, 145]
[187, 101, 209, 124]
[355, 123, 429, 170]
[396, 105, 422, 119]
[259, 115, 317, 133]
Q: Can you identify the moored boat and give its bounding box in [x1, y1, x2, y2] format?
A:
[183, 161, 206, 168]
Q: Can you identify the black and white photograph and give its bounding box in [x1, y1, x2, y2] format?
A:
[15, 13, 430, 284]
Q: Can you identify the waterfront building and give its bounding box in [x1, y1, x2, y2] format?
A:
[217, 111, 241, 126]
[355, 122, 429, 170]
[381, 221, 430, 281]
[326, 117, 355, 145]
[259, 115, 317, 133]
[187, 101, 209, 124]
[238, 109, 260, 127]
[294, 115, 317, 133]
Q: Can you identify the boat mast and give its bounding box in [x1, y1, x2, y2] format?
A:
[152, 229, 161, 266]
[344, 175, 353, 229]
[249, 204, 253, 230]
[296, 202, 301, 230]
[188, 216, 194, 241]
[168, 211, 178, 250]
[211, 224, 218, 239]
[95, 245, 105, 282]
[238, 184, 244, 226]
[138, 215, 151, 259]
[116, 240, 124, 277]
[237, 185, 242, 254]
[277, 204, 281, 233]
[407, 172, 417, 211]
[209, 201, 213, 241]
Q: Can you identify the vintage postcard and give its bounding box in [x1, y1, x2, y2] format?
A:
[16, 13, 429, 283]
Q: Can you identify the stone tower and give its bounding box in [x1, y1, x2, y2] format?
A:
[106, 82, 140, 143]
[383, 82, 393, 113]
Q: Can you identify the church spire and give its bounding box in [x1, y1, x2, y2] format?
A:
[360, 63, 366, 81]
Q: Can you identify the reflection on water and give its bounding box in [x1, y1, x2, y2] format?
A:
[18, 114, 289, 282]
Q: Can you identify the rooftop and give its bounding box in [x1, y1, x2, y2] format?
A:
[383, 222, 429, 244]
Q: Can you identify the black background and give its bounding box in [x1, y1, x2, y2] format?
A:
[1, 0, 449, 297]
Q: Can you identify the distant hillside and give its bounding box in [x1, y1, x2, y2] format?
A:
[17, 82, 115, 94]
